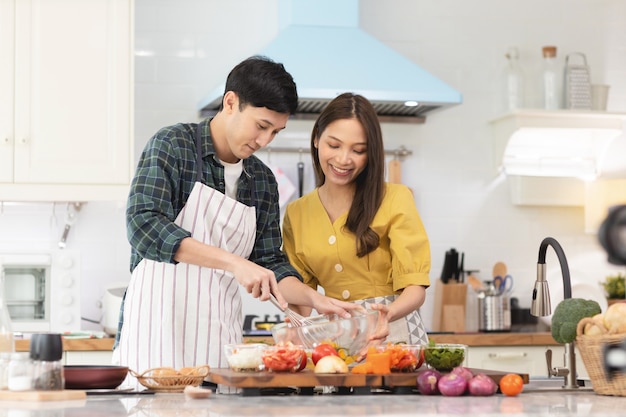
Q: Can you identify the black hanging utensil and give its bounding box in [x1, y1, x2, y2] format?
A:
[297, 161, 304, 197]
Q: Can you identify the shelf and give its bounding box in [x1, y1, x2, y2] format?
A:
[491, 109, 626, 180]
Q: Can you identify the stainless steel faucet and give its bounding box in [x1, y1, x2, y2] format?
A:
[530, 237, 579, 389]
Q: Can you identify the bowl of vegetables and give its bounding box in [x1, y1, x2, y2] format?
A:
[423, 343, 467, 372]
[261, 342, 307, 372]
[224, 343, 267, 372]
[376, 343, 425, 372]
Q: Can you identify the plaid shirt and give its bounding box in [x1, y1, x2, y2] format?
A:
[126, 118, 300, 281]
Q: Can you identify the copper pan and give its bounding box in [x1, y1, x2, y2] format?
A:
[64, 365, 128, 389]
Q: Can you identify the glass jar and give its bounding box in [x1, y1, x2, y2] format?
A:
[8, 352, 33, 391]
[541, 46, 561, 109]
[502, 46, 525, 112]
[0, 351, 11, 390]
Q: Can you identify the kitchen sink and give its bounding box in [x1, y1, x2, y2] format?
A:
[524, 377, 594, 392]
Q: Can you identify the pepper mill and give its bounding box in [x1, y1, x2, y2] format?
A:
[30, 333, 64, 390]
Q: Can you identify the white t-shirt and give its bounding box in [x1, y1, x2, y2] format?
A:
[221, 159, 243, 200]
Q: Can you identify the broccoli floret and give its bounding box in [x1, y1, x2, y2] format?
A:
[551, 298, 602, 344]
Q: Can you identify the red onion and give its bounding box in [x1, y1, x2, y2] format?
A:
[451, 366, 474, 382]
[416, 369, 442, 395]
[437, 372, 467, 396]
[467, 373, 498, 396]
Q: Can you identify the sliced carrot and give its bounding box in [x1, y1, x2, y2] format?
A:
[351, 362, 374, 374]
[366, 350, 391, 374]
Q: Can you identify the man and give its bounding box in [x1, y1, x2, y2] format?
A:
[113, 56, 355, 390]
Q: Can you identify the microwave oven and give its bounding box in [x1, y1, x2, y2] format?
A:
[0, 250, 81, 333]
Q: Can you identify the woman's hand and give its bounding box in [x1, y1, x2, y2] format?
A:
[353, 303, 391, 361]
[368, 303, 391, 342]
[312, 296, 366, 319]
[276, 278, 365, 319]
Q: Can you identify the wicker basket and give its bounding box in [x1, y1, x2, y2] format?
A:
[129, 365, 210, 392]
[576, 318, 626, 396]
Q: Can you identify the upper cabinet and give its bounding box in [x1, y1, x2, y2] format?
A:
[0, 0, 133, 202]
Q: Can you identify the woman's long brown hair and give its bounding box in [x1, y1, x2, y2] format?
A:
[311, 93, 385, 257]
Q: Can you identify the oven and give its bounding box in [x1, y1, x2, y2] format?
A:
[0, 250, 81, 333]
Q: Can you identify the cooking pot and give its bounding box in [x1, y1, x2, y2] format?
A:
[64, 365, 128, 389]
[478, 294, 511, 332]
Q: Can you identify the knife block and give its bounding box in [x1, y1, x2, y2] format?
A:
[431, 280, 467, 333]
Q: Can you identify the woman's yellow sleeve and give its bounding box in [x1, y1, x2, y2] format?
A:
[386, 185, 431, 291]
[282, 204, 318, 290]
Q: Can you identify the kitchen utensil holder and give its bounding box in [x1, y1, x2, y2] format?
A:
[478, 295, 511, 332]
[431, 280, 467, 332]
[564, 52, 592, 110]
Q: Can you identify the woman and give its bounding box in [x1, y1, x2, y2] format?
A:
[282, 92, 431, 346]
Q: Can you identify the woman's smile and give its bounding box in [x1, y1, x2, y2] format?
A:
[329, 164, 353, 176]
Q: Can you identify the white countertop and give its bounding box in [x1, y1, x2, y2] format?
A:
[1, 386, 625, 416]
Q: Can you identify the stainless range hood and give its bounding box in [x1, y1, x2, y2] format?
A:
[198, 0, 462, 123]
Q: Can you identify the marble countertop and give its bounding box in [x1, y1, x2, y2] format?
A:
[1, 387, 625, 416]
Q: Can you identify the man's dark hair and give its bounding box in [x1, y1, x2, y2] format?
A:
[221, 55, 298, 115]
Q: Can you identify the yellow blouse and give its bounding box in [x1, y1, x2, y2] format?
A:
[282, 183, 431, 301]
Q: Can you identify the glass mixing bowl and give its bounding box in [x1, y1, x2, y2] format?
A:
[271, 310, 379, 362]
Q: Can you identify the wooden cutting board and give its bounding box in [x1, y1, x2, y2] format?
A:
[0, 389, 87, 401]
[208, 368, 383, 388]
[207, 367, 528, 391]
[388, 159, 402, 184]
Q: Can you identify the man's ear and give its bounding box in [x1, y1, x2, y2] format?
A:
[222, 91, 238, 113]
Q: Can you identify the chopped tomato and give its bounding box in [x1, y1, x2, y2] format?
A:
[262, 342, 306, 372]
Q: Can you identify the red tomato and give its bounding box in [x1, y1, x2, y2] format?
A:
[416, 349, 425, 369]
[311, 343, 339, 365]
[296, 349, 308, 372]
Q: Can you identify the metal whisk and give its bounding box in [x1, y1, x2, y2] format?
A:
[269, 294, 325, 327]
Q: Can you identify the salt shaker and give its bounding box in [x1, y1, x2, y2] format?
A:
[8, 352, 33, 391]
[0, 351, 12, 389]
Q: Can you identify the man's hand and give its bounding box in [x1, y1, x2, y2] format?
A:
[230, 258, 287, 307]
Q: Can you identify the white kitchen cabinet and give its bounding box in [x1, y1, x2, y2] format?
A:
[467, 345, 589, 379]
[65, 350, 114, 366]
[0, 0, 133, 201]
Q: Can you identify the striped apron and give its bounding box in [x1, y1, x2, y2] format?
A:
[113, 126, 256, 393]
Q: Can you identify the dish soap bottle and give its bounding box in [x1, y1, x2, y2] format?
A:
[0, 267, 15, 390]
[541, 46, 561, 109]
[0, 267, 15, 353]
[502, 47, 525, 112]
